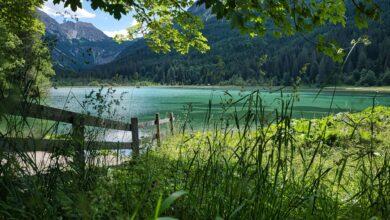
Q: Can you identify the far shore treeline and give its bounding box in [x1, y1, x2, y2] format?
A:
[53, 2, 390, 87]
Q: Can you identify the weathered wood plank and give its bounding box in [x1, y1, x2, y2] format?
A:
[169, 112, 174, 135]
[72, 116, 85, 171]
[138, 117, 174, 128]
[2, 103, 175, 155]
[159, 118, 171, 124]
[5, 102, 132, 131]
[131, 117, 139, 157]
[155, 113, 161, 147]
[0, 137, 133, 152]
[138, 120, 156, 128]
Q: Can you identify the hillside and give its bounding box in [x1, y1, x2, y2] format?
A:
[80, 2, 390, 86]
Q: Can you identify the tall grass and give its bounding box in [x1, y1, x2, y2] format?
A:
[109, 90, 390, 219]
[1, 88, 389, 219]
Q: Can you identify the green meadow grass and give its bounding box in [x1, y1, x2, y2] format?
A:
[1, 91, 389, 219]
[92, 105, 389, 219]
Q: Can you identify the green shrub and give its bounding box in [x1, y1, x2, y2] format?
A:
[88, 80, 101, 87]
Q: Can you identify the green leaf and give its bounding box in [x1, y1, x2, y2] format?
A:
[354, 12, 368, 29]
[159, 191, 188, 216]
[272, 31, 282, 38]
[316, 35, 345, 63]
[64, 0, 82, 12]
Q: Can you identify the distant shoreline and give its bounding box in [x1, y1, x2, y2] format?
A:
[327, 86, 390, 93]
[52, 85, 390, 93]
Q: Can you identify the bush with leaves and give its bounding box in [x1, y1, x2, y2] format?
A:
[0, 0, 54, 100]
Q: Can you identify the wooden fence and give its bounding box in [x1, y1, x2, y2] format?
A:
[0, 102, 175, 160]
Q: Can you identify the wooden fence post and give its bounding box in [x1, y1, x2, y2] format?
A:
[169, 112, 174, 136]
[131, 117, 139, 157]
[155, 113, 161, 147]
[72, 116, 85, 172]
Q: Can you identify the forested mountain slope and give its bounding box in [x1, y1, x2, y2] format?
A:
[80, 2, 390, 86]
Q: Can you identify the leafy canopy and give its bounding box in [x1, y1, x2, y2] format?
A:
[49, 0, 380, 60]
[0, 0, 54, 99]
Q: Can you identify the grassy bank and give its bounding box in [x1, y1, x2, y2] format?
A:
[1, 92, 389, 219]
[330, 86, 390, 93]
[89, 106, 390, 219]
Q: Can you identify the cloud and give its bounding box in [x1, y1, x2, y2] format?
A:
[103, 19, 139, 38]
[40, 1, 95, 19]
[103, 29, 128, 37]
[131, 19, 138, 26]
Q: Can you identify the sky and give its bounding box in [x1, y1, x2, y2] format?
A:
[40, 1, 137, 37]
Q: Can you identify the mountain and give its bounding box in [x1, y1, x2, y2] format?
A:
[37, 10, 131, 72]
[54, 21, 107, 41]
[77, 2, 390, 86]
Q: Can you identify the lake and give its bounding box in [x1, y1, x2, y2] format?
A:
[46, 87, 390, 130]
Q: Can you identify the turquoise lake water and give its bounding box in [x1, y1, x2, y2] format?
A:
[46, 87, 390, 128]
[41, 86, 390, 144]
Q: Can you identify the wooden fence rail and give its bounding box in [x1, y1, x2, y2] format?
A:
[1, 102, 175, 161]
